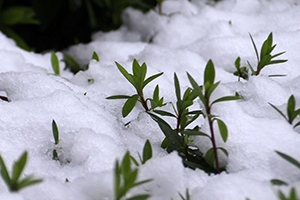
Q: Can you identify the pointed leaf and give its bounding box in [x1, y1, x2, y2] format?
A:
[234, 57, 241, 69]
[269, 59, 288, 65]
[270, 179, 288, 186]
[52, 120, 59, 144]
[116, 62, 135, 87]
[63, 53, 82, 74]
[276, 151, 300, 170]
[214, 119, 228, 142]
[161, 137, 170, 149]
[205, 148, 215, 168]
[142, 72, 163, 89]
[92, 51, 99, 61]
[211, 93, 241, 105]
[12, 152, 27, 183]
[17, 176, 42, 190]
[204, 59, 215, 86]
[132, 59, 140, 77]
[174, 73, 181, 101]
[206, 81, 220, 100]
[217, 147, 228, 157]
[249, 33, 259, 62]
[142, 140, 152, 164]
[122, 95, 139, 117]
[269, 102, 289, 122]
[153, 109, 176, 118]
[51, 52, 60, 76]
[139, 63, 147, 83]
[0, 155, 11, 187]
[106, 95, 131, 100]
[127, 194, 150, 200]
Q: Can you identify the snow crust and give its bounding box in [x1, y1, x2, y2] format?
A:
[0, 0, 300, 199]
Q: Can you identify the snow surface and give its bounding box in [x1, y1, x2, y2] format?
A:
[0, 0, 300, 199]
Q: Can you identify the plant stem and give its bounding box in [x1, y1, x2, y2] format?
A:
[206, 105, 220, 173]
[139, 92, 149, 111]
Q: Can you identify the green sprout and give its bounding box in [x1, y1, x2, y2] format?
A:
[52, 120, 59, 161]
[114, 151, 152, 200]
[62, 53, 83, 74]
[233, 57, 248, 81]
[0, 151, 42, 192]
[92, 51, 100, 62]
[130, 140, 153, 166]
[234, 32, 287, 80]
[107, 59, 163, 117]
[178, 188, 191, 200]
[278, 188, 298, 200]
[248, 32, 287, 76]
[148, 73, 215, 172]
[187, 59, 240, 173]
[51, 52, 60, 76]
[269, 95, 300, 128]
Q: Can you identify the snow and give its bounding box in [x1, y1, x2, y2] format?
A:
[0, 0, 300, 199]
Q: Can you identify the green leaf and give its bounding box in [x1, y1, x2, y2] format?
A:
[142, 140, 152, 164]
[153, 109, 176, 118]
[269, 102, 289, 122]
[132, 59, 140, 77]
[129, 155, 139, 167]
[270, 179, 288, 186]
[12, 152, 27, 183]
[287, 95, 296, 123]
[0, 7, 39, 25]
[205, 148, 215, 168]
[206, 81, 220, 100]
[217, 147, 228, 157]
[182, 130, 210, 138]
[249, 33, 259, 62]
[142, 72, 163, 89]
[52, 120, 59, 145]
[17, 176, 42, 190]
[260, 32, 273, 59]
[186, 73, 206, 105]
[127, 194, 150, 200]
[235, 57, 241, 69]
[122, 95, 139, 117]
[204, 59, 215, 86]
[51, 52, 60, 76]
[106, 95, 131, 100]
[216, 119, 228, 142]
[92, 51, 100, 61]
[63, 53, 82, 74]
[161, 137, 170, 149]
[276, 151, 300, 170]
[269, 59, 288, 65]
[211, 93, 241, 105]
[139, 63, 147, 84]
[174, 73, 181, 102]
[116, 62, 135, 87]
[0, 155, 11, 187]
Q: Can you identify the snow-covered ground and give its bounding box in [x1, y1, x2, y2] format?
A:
[0, 0, 300, 199]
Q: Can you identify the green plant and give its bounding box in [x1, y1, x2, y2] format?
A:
[0, 3, 39, 51]
[106, 59, 163, 117]
[278, 188, 298, 200]
[233, 57, 248, 81]
[233, 32, 287, 80]
[114, 151, 152, 200]
[178, 188, 191, 200]
[130, 139, 153, 166]
[51, 52, 60, 76]
[148, 73, 216, 173]
[187, 59, 240, 173]
[269, 95, 300, 128]
[62, 53, 83, 74]
[0, 151, 42, 192]
[92, 51, 100, 62]
[52, 119, 59, 161]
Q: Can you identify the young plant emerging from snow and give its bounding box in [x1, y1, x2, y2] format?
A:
[51, 52, 60, 76]
[114, 151, 152, 200]
[234, 32, 287, 80]
[187, 59, 240, 173]
[148, 73, 216, 173]
[52, 120, 60, 161]
[269, 95, 300, 128]
[130, 139, 153, 166]
[278, 188, 298, 200]
[178, 188, 191, 200]
[92, 51, 100, 62]
[0, 151, 42, 192]
[107, 59, 164, 117]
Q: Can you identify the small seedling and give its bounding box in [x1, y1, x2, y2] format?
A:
[51, 52, 60, 76]
[92, 51, 100, 62]
[52, 120, 59, 161]
[187, 59, 240, 173]
[0, 151, 42, 192]
[233, 57, 248, 81]
[178, 188, 191, 200]
[248, 32, 287, 76]
[107, 59, 163, 117]
[269, 95, 300, 128]
[278, 188, 298, 200]
[130, 139, 153, 166]
[114, 151, 152, 200]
